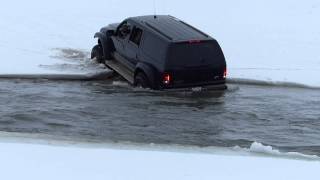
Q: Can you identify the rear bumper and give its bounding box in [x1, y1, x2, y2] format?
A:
[160, 80, 227, 91]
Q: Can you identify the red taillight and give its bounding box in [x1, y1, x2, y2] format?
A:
[223, 68, 227, 79]
[163, 73, 171, 85]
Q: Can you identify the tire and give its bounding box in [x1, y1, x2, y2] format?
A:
[134, 72, 150, 88]
[91, 45, 104, 64]
[104, 37, 114, 60]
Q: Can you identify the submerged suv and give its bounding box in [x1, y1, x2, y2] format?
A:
[91, 15, 227, 90]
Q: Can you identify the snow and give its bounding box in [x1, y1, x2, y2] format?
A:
[0, 138, 320, 180]
[1, 0, 320, 179]
[240, 142, 319, 160]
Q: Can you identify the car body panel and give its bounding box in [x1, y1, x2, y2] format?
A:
[94, 15, 227, 90]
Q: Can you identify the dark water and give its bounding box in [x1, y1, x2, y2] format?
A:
[0, 79, 320, 156]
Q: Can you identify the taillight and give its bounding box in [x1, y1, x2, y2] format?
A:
[163, 73, 171, 85]
[223, 68, 227, 79]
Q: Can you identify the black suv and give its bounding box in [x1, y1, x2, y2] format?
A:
[91, 15, 227, 90]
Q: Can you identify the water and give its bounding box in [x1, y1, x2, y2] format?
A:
[0, 79, 320, 156]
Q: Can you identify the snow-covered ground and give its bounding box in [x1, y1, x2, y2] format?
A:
[0, 133, 319, 180]
[1, 0, 320, 179]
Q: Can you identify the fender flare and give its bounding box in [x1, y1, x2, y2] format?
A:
[94, 32, 108, 57]
[134, 63, 158, 89]
[94, 32, 114, 59]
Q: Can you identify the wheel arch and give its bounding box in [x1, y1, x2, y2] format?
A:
[94, 32, 108, 58]
[134, 63, 158, 89]
[94, 32, 115, 59]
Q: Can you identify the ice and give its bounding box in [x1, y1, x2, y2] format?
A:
[244, 142, 319, 160]
[0, 131, 319, 180]
[0, 139, 320, 180]
[250, 142, 282, 154]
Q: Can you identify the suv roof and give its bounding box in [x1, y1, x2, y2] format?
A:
[129, 15, 213, 42]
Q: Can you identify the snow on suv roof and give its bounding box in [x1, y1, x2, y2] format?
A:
[130, 15, 213, 42]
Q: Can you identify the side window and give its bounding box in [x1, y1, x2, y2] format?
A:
[129, 27, 143, 46]
[117, 22, 131, 39]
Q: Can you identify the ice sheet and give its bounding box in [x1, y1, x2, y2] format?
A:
[0, 140, 319, 180]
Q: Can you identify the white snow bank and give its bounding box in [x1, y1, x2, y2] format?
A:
[234, 142, 319, 160]
[1, 0, 320, 86]
[0, 133, 319, 179]
[0, 139, 320, 180]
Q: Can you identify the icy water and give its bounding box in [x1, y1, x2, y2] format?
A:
[0, 79, 320, 156]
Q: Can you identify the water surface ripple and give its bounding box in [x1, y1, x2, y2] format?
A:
[0, 79, 320, 156]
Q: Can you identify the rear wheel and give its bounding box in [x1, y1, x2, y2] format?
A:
[91, 45, 104, 63]
[134, 72, 150, 88]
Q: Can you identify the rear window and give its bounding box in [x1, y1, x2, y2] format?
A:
[166, 41, 225, 68]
